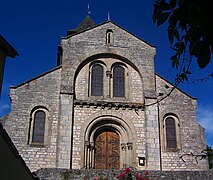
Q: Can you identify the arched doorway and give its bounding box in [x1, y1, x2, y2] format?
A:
[94, 129, 120, 169]
[82, 116, 135, 169]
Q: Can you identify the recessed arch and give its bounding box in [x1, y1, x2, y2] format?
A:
[84, 116, 133, 143]
[73, 53, 144, 93]
[80, 113, 137, 169]
[73, 53, 144, 101]
[28, 106, 49, 145]
[163, 113, 179, 120]
[162, 113, 181, 151]
[30, 105, 49, 116]
[89, 60, 106, 68]
[111, 61, 127, 69]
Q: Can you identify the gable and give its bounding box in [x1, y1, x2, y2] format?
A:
[60, 21, 156, 97]
[155, 73, 197, 103]
[62, 21, 155, 50]
[10, 66, 61, 89]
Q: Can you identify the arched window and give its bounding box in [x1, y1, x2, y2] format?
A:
[106, 29, 113, 44]
[91, 64, 104, 96]
[165, 117, 177, 148]
[113, 65, 125, 97]
[32, 110, 45, 144]
[28, 107, 49, 145]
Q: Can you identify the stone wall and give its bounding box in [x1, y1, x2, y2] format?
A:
[75, 57, 144, 103]
[155, 74, 208, 170]
[60, 21, 156, 97]
[2, 19, 209, 172]
[72, 105, 146, 169]
[145, 98, 160, 170]
[3, 67, 61, 171]
[35, 168, 213, 180]
[59, 21, 159, 170]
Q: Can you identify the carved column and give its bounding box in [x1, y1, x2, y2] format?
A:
[90, 142, 95, 169]
[106, 70, 112, 97]
[127, 142, 133, 165]
[121, 143, 127, 167]
[84, 141, 89, 168]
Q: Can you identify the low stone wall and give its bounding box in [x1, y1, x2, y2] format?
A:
[34, 168, 213, 180]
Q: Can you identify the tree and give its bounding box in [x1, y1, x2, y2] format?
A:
[207, 146, 213, 169]
[153, 0, 213, 83]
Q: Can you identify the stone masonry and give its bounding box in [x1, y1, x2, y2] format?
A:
[2, 16, 208, 172]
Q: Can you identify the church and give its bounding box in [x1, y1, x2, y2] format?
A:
[2, 16, 208, 171]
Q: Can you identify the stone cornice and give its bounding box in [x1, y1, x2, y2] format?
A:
[74, 99, 144, 110]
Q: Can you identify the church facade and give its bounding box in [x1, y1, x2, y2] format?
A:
[2, 16, 208, 171]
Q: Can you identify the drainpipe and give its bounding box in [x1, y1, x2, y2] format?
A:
[70, 92, 75, 169]
[157, 104, 162, 171]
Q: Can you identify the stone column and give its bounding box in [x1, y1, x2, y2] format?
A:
[121, 143, 127, 167]
[106, 70, 111, 97]
[84, 141, 89, 168]
[127, 142, 133, 166]
[90, 142, 95, 168]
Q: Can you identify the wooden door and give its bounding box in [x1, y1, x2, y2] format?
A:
[95, 130, 120, 169]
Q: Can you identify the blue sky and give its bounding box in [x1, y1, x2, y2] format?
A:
[0, 0, 213, 147]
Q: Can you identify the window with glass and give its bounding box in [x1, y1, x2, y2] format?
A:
[91, 64, 104, 96]
[113, 65, 125, 97]
[165, 117, 177, 148]
[32, 110, 46, 144]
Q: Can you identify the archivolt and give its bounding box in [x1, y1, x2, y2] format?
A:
[80, 114, 136, 169]
[84, 115, 134, 143]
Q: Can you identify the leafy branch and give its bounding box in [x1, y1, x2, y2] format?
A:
[192, 72, 213, 84]
[153, 0, 213, 82]
[179, 147, 213, 166]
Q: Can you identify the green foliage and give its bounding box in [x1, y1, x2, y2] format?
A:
[153, 0, 213, 82]
[207, 146, 213, 169]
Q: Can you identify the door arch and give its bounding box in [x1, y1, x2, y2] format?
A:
[94, 129, 120, 169]
[82, 116, 135, 169]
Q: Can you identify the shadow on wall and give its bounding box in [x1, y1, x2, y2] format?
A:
[0, 123, 38, 180]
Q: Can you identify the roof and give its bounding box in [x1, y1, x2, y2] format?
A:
[67, 15, 96, 36]
[76, 15, 96, 31]
[0, 35, 18, 58]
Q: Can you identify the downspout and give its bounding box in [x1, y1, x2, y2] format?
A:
[157, 104, 162, 171]
[155, 74, 162, 171]
[70, 91, 75, 169]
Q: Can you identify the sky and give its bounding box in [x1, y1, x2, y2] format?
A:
[0, 0, 213, 147]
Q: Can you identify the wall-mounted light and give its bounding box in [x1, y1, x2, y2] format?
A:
[138, 157, 145, 166]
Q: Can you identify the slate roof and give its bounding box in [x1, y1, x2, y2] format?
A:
[67, 15, 96, 35]
[76, 15, 96, 31]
